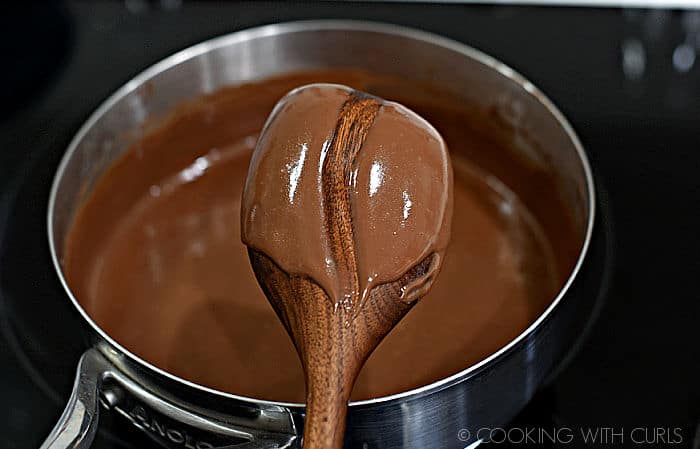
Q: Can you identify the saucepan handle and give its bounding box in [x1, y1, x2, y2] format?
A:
[40, 350, 106, 449]
[40, 348, 299, 449]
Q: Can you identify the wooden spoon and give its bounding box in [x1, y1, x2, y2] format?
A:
[248, 250, 438, 448]
[242, 85, 452, 449]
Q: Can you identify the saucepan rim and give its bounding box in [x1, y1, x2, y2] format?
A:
[47, 19, 596, 409]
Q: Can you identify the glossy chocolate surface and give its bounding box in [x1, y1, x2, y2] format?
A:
[242, 84, 452, 313]
[63, 70, 577, 402]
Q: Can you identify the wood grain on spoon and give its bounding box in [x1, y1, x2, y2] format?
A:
[242, 84, 453, 449]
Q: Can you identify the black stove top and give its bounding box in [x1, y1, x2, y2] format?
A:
[1, 2, 699, 448]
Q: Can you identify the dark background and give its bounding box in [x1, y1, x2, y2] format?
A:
[1, 2, 699, 448]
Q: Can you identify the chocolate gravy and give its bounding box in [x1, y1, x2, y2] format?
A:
[63, 70, 578, 402]
[241, 84, 452, 311]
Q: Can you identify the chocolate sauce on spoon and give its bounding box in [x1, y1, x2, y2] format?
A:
[241, 84, 453, 449]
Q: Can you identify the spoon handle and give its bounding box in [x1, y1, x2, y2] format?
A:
[248, 249, 439, 449]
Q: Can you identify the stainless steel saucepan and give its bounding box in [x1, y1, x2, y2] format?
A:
[42, 20, 596, 449]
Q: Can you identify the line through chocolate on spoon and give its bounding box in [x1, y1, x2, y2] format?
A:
[321, 92, 381, 316]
